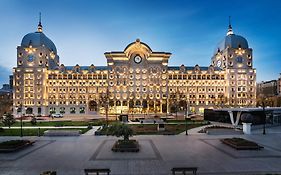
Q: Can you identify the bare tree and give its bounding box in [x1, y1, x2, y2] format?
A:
[0, 95, 12, 119]
[99, 87, 110, 126]
[2, 113, 15, 128]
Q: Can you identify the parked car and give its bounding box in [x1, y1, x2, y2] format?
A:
[51, 113, 63, 118]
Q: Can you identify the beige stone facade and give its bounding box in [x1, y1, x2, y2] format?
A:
[13, 23, 256, 116]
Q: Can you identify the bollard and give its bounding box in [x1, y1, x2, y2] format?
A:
[38, 127, 41, 137]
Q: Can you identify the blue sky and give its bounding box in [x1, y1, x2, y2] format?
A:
[0, 0, 281, 86]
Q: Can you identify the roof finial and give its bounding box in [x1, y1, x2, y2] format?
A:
[37, 12, 43, 32]
[227, 16, 233, 36]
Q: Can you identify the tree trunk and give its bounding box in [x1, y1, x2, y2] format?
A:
[124, 135, 129, 141]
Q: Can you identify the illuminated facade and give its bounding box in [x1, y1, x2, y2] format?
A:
[13, 21, 256, 116]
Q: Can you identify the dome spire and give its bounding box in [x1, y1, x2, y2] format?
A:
[227, 16, 233, 36]
[37, 12, 43, 33]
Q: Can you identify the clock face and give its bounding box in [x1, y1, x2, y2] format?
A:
[134, 55, 142, 64]
[28, 55, 34, 62]
[236, 56, 244, 63]
[216, 60, 221, 67]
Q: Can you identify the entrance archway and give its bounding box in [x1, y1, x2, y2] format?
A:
[179, 100, 187, 111]
[26, 107, 33, 114]
[89, 100, 98, 111]
[162, 103, 167, 113]
[148, 101, 154, 113]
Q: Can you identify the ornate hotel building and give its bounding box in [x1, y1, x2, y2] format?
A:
[13, 21, 256, 116]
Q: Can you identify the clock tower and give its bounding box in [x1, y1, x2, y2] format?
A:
[104, 39, 171, 114]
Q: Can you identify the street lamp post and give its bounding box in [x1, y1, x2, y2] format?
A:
[105, 88, 109, 127]
[21, 106, 27, 137]
[20, 113, 23, 137]
[15, 106, 19, 131]
[185, 103, 189, 135]
[262, 101, 266, 135]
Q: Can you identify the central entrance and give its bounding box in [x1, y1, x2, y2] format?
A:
[89, 100, 98, 111]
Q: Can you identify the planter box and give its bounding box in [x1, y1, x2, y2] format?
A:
[44, 130, 81, 136]
[221, 138, 263, 150]
[0, 140, 35, 153]
[112, 140, 140, 152]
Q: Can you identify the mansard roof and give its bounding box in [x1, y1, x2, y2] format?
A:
[168, 66, 222, 71]
[64, 66, 108, 71]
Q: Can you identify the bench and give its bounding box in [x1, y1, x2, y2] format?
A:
[171, 167, 197, 175]
[84, 168, 111, 175]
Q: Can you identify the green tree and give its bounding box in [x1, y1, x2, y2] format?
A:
[2, 113, 15, 128]
[107, 123, 133, 141]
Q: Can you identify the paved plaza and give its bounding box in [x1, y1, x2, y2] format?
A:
[0, 127, 281, 175]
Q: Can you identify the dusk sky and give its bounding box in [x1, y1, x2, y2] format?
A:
[0, 0, 281, 86]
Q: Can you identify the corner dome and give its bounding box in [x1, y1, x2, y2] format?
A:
[217, 34, 248, 52]
[21, 31, 57, 54]
[214, 19, 249, 54]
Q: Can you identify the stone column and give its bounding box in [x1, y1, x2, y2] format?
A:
[160, 100, 162, 113]
[242, 123, 252, 134]
[154, 100, 156, 113]
[228, 111, 235, 125]
[228, 111, 242, 127]
[147, 100, 150, 114]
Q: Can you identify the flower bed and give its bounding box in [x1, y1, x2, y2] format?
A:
[0, 140, 35, 152]
[112, 139, 139, 152]
[221, 137, 263, 150]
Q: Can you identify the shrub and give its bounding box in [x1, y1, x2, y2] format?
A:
[87, 124, 93, 129]
[0, 128, 4, 132]
[0, 140, 31, 149]
[30, 117, 37, 125]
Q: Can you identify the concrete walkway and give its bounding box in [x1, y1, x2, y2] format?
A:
[252, 125, 281, 134]
[82, 127, 101, 135]
[181, 122, 240, 135]
[2, 126, 89, 129]
[1, 129, 281, 175]
[181, 124, 212, 135]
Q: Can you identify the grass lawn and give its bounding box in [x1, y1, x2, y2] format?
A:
[131, 123, 206, 135]
[98, 123, 207, 135]
[0, 128, 90, 136]
[165, 120, 209, 124]
[0, 119, 207, 127]
[0, 120, 118, 127]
